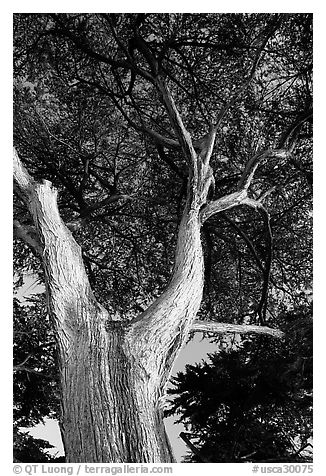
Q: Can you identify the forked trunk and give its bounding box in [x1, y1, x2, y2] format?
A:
[13, 149, 206, 462]
[58, 205, 204, 462]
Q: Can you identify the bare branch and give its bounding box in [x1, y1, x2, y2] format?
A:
[237, 149, 289, 192]
[229, 197, 273, 324]
[13, 148, 36, 198]
[200, 189, 248, 223]
[141, 126, 179, 149]
[236, 108, 311, 194]
[220, 213, 265, 273]
[79, 194, 132, 218]
[102, 14, 155, 82]
[196, 124, 218, 165]
[35, 108, 80, 155]
[13, 148, 100, 322]
[258, 186, 277, 202]
[155, 76, 196, 165]
[15, 353, 33, 367]
[13, 365, 49, 377]
[192, 320, 284, 338]
[255, 206, 273, 324]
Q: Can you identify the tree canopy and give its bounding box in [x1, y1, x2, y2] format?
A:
[14, 13, 312, 321]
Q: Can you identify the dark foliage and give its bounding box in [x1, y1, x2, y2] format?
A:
[13, 296, 60, 461]
[168, 309, 312, 462]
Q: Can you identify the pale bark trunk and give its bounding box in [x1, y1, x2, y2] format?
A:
[60, 319, 176, 462]
[13, 149, 205, 462]
[50, 196, 203, 463]
[58, 195, 204, 462]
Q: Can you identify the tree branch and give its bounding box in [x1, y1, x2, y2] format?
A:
[13, 148, 37, 198]
[235, 107, 312, 197]
[200, 142, 292, 225]
[13, 365, 50, 378]
[50, 14, 131, 71]
[277, 108, 312, 150]
[200, 103, 310, 224]
[75, 74, 180, 150]
[13, 148, 104, 331]
[192, 320, 284, 338]
[79, 194, 132, 218]
[155, 76, 197, 166]
[237, 149, 289, 192]
[200, 189, 248, 223]
[156, 143, 185, 179]
[102, 14, 155, 82]
[220, 213, 265, 273]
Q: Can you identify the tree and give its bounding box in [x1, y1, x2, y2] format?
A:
[168, 308, 313, 463]
[13, 14, 312, 462]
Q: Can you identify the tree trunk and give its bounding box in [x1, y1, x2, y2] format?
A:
[56, 197, 204, 462]
[48, 199, 203, 463]
[60, 318, 176, 462]
[13, 149, 206, 462]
